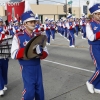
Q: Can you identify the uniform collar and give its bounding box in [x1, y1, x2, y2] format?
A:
[25, 29, 34, 38]
[93, 19, 100, 24]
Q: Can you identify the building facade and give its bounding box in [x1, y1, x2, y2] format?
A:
[0, 4, 89, 22]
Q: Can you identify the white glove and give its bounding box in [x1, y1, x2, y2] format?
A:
[55, 27, 58, 30]
[36, 45, 43, 54]
[38, 28, 41, 31]
[72, 26, 75, 28]
[1, 31, 5, 34]
[33, 45, 43, 55]
[48, 27, 50, 29]
[40, 25, 43, 28]
[17, 29, 20, 31]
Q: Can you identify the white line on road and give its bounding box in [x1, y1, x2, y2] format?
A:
[43, 60, 94, 73]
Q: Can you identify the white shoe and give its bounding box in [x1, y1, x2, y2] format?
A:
[48, 43, 50, 45]
[86, 81, 94, 94]
[64, 37, 66, 39]
[67, 39, 69, 42]
[60, 34, 62, 36]
[0, 90, 4, 96]
[79, 32, 81, 34]
[82, 36, 86, 40]
[72, 45, 75, 47]
[69, 45, 75, 48]
[3, 86, 7, 91]
[46, 42, 49, 45]
[52, 39, 54, 41]
[94, 88, 100, 94]
[75, 35, 78, 37]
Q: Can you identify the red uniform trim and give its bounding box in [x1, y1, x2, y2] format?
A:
[5, 31, 9, 35]
[69, 26, 72, 30]
[41, 28, 44, 31]
[16, 48, 25, 59]
[16, 32, 24, 36]
[46, 28, 49, 30]
[95, 32, 100, 40]
[1, 34, 5, 39]
[35, 29, 40, 32]
[16, 30, 20, 33]
[40, 51, 48, 59]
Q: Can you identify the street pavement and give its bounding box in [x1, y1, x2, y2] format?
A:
[0, 33, 100, 100]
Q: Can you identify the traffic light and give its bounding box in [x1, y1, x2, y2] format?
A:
[37, 0, 39, 5]
[63, 4, 67, 13]
[83, 5, 87, 15]
[68, 7, 72, 14]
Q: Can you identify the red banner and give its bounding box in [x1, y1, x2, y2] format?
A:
[6, 1, 25, 23]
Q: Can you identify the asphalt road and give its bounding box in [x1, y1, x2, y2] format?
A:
[0, 33, 99, 100]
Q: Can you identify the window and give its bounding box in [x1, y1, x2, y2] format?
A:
[39, 15, 43, 23]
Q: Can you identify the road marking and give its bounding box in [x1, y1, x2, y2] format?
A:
[50, 44, 88, 49]
[43, 60, 94, 73]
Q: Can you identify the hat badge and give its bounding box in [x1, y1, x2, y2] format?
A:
[94, 27, 98, 30]
[98, 6, 100, 8]
[30, 13, 34, 16]
[23, 40, 29, 46]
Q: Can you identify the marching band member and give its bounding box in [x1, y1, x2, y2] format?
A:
[44, 17, 51, 45]
[34, 13, 42, 36]
[50, 18, 56, 41]
[11, 1, 48, 100]
[0, 17, 9, 96]
[63, 19, 68, 39]
[66, 13, 75, 47]
[3, 22, 9, 35]
[60, 18, 64, 36]
[8, 20, 14, 36]
[20, 20, 25, 32]
[80, 13, 87, 39]
[65, 19, 70, 41]
[56, 20, 61, 34]
[74, 18, 79, 37]
[40, 24, 45, 33]
[58, 19, 62, 36]
[12, 17, 20, 35]
[79, 18, 83, 34]
[86, 0, 100, 94]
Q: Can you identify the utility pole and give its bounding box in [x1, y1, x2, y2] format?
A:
[65, 0, 67, 17]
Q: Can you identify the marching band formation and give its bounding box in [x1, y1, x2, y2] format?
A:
[0, 0, 100, 100]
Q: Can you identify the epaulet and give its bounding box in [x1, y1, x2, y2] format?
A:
[16, 32, 24, 37]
